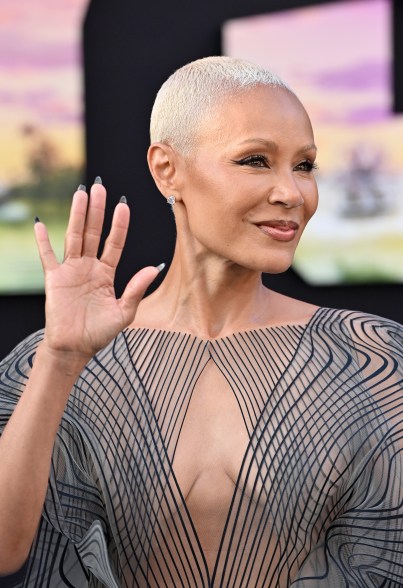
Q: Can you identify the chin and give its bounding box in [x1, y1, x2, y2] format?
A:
[228, 236, 298, 273]
[236, 260, 293, 275]
[242, 251, 295, 274]
[261, 264, 292, 275]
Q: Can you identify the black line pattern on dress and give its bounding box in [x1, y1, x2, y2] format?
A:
[0, 308, 402, 587]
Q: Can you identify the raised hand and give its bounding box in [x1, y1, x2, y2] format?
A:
[34, 180, 161, 363]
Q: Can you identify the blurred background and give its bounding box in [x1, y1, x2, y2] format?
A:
[0, 1, 85, 293]
[0, 0, 402, 358]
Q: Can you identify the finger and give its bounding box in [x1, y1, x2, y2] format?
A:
[64, 188, 89, 259]
[82, 183, 107, 257]
[34, 220, 58, 272]
[100, 200, 130, 269]
[118, 265, 164, 325]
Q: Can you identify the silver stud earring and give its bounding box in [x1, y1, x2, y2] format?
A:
[167, 195, 175, 206]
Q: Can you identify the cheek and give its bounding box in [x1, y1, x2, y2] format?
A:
[194, 201, 241, 239]
[182, 163, 221, 205]
[303, 181, 319, 222]
[184, 168, 243, 222]
[184, 185, 247, 253]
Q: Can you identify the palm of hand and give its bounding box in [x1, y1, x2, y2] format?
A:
[45, 257, 124, 356]
[35, 183, 159, 361]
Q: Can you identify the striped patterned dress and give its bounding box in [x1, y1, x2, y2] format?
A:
[0, 308, 402, 587]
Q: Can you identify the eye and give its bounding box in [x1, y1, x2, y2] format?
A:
[294, 160, 319, 172]
[233, 154, 269, 168]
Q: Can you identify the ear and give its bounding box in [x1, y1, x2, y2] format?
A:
[147, 143, 180, 197]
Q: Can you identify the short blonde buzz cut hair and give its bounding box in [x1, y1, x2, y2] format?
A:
[150, 55, 294, 155]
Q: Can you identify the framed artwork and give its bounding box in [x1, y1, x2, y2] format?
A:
[0, 0, 88, 293]
[223, 0, 403, 285]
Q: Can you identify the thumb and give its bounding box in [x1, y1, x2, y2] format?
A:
[118, 264, 165, 323]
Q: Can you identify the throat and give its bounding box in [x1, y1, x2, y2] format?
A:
[136, 274, 271, 340]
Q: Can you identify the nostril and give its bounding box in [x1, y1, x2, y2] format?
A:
[283, 199, 304, 209]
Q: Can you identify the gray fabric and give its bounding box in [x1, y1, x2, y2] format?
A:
[0, 308, 402, 587]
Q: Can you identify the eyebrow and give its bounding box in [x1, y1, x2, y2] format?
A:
[237, 138, 317, 153]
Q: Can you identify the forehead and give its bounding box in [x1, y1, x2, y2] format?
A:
[196, 85, 314, 149]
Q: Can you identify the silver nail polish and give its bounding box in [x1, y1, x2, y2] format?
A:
[119, 195, 127, 204]
[94, 176, 102, 184]
[77, 184, 86, 191]
[156, 263, 166, 273]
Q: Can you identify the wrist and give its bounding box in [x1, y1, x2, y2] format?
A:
[35, 341, 91, 379]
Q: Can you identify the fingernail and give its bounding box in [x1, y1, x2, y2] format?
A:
[94, 176, 102, 184]
[77, 184, 86, 191]
[156, 263, 166, 273]
[119, 195, 127, 204]
[34, 216, 40, 224]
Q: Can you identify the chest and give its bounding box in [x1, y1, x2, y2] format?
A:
[127, 328, 345, 522]
[171, 360, 250, 499]
[98, 325, 361, 586]
[150, 359, 262, 577]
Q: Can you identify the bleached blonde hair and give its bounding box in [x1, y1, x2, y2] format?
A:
[150, 56, 293, 154]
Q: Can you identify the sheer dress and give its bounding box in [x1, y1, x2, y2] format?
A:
[0, 308, 402, 587]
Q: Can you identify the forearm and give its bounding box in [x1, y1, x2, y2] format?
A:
[0, 343, 87, 574]
[0, 180, 157, 575]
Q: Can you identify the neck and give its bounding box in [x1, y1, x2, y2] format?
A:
[137, 239, 272, 339]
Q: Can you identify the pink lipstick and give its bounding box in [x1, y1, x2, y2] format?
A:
[255, 220, 299, 242]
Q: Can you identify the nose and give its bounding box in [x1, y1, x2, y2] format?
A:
[267, 171, 304, 209]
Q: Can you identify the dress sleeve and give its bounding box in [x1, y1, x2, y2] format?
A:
[295, 314, 403, 587]
[0, 333, 119, 588]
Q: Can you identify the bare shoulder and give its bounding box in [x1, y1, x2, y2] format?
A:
[266, 290, 320, 327]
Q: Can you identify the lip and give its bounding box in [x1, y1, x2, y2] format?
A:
[254, 220, 300, 242]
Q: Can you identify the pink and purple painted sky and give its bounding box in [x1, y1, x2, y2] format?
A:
[224, 0, 391, 123]
[0, 0, 89, 187]
[224, 0, 403, 172]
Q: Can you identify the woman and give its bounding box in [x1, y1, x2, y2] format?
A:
[0, 56, 402, 587]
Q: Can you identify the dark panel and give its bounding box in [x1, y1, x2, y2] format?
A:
[0, 295, 45, 358]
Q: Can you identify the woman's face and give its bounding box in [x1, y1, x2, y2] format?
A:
[175, 84, 318, 274]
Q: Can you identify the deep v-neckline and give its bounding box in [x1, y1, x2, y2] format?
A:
[9, 308, 403, 587]
[124, 310, 323, 585]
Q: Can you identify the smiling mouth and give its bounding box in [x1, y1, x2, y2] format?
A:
[255, 220, 299, 242]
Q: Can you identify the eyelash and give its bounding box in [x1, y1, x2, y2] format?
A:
[234, 154, 319, 172]
[296, 160, 319, 172]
